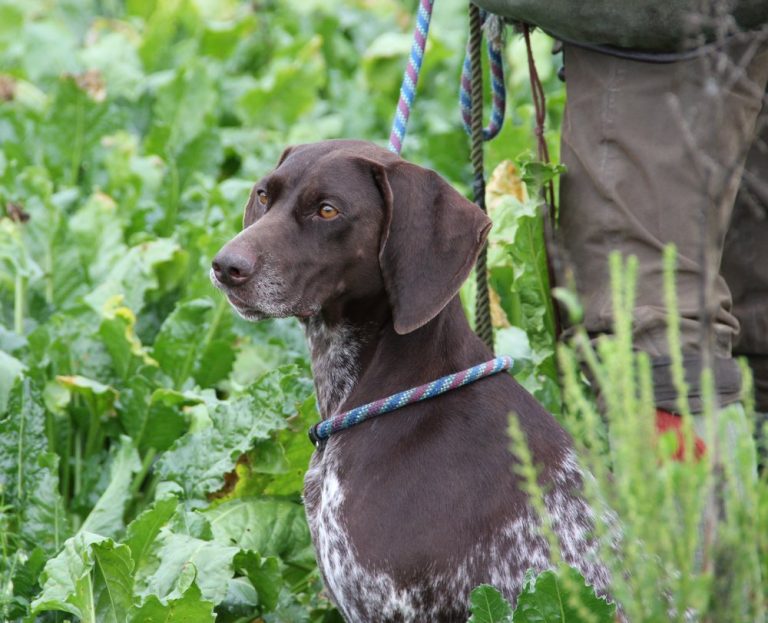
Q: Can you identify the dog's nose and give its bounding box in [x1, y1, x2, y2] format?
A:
[212, 251, 254, 287]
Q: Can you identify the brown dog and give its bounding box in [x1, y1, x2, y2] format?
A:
[211, 140, 610, 622]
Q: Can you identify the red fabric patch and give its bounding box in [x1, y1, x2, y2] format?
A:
[656, 409, 706, 461]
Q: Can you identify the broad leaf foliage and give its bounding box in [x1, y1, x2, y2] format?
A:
[0, 0, 582, 621]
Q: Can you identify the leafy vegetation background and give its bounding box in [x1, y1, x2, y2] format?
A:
[6, 1, 765, 622]
[0, 0, 572, 620]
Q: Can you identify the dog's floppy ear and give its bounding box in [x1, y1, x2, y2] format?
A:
[276, 145, 295, 166]
[372, 160, 492, 335]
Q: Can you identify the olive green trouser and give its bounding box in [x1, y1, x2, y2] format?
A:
[559, 36, 768, 412]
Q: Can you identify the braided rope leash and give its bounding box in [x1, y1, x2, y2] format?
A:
[387, 1, 506, 153]
[387, 0, 435, 155]
[465, 4, 507, 351]
[308, 355, 514, 446]
[385, 1, 507, 350]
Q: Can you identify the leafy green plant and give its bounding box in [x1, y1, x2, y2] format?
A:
[5, 0, 701, 621]
[482, 157, 564, 415]
[3, 0, 764, 619]
[467, 566, 615, 623]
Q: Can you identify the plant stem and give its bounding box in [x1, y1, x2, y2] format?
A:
[16, 384, 26, 501]
[45, 241, 54, 305]
[129, 448, 157, 497]
[45, 409, 56, 455]
[61, 422, 72, 509]
[13, 272, 25, 335]
[202, 298, 227, 353]
[81, 572, 95, 623]
[165, 155, 180, 235]
[74, 434, 82, 498]
[84, 413, 101, 459]
[176, 298, 226, 389]
[70, 90, 85, 187]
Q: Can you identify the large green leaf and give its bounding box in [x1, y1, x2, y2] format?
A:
[56, 374, 119, 421]
[467, 585, 513, 623]
[0, 4, 23, 56]
[138, 530, 239, 604]
[15, 18, 79, 83]
[7, 546, 48, 620]
[40, 77, 125, 184]
[0, 217, 43, 284]
[264, 394, 320, 496]
[233, 550, 282, 611]
[69, 192, 128, 286]
[512, 566, 616, 623]
[98, 297, 158, 382]
[155, 366, 311, 499]
[26, 309, 115, 382]
[235, 36, 326, 130]
[83, 238, 188, 314]
[204, 497, 315, 567]
[32, 533, 134, 623]
[151, 298, 214, 388]
[0, 379, 69, 554]
[79, 436, 141, 538]
[22, 453, 70, 556]
[0, 349, 25, 414]
[129, 581, 215, 623]
[148, 297, 235, 391]
[79, 30, 145, 101]
[125, 496, 179, 575]
[146, 59, 218, 155]
[138, 1, 203, 74]
[119, 380, 197, 454]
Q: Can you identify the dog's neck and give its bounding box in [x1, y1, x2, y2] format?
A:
[303, 316, 369, 417]
[302, 297, 490, 418]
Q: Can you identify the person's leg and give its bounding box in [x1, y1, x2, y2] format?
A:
[559, 38, 768, 413]
[721, 107, 768, 445]
[721, 108, 768, 412]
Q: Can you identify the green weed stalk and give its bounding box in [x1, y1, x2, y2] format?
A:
[540, 248, 767, 622]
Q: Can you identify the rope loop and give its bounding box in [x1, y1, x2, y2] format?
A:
[459, 9, 506, 142]
[387, 1, 507, 153]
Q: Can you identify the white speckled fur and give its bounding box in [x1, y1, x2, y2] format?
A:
[303, 318, 363, 417]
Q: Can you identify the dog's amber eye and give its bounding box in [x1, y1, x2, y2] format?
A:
[257, 191, 268, 205]
[318, 204, 339, 220]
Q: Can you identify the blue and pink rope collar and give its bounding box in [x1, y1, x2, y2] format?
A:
[308, 355, 514, 447]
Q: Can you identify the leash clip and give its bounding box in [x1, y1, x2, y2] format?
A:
[308, 424, 323, 449]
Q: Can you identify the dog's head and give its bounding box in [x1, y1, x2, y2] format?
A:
[211, 140, 491, 334]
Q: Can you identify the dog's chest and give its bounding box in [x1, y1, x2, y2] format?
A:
[300, 320, 611, 620]
[304, 443, 459, 621]
[303, 445, 610, 622]
[304, 445, 404, 621]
